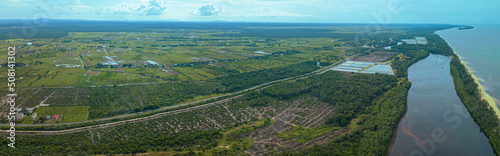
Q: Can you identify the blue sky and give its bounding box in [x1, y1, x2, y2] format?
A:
[1, 0, 499, 24]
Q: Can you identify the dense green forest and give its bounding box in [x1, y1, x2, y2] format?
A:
[35, 60, 324, 119]
[5, 24, 496, 156]
[282, 82, 410, 156]
[0, 70, 404, 155]
[280, 31, 500, 156]
[424, 33, 500, 154]
[215, 61, 329, 92]
[391, 50, 429, 78]
[262, 72, 397, 127]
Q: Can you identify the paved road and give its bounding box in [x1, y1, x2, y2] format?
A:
[1, 95, 243, 135]
[0, 59, 343, 133]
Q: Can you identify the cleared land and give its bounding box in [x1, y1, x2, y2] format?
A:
[351, 51, 397, 62]
[23, 106, 89, 123]
[0, 23, 469, 156]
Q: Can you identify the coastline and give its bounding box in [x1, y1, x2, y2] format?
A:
[435, 28, 500, 155]
[386, 52, 498, 155]
[436, 28, 500, 118]
[454, 53, 500, 117]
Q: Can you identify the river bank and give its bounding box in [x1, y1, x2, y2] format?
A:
[454, 52, 500, 117]
[436, 26, 500, 119]
[434, 27, 500, 154]
[386, 95, 408, 156]
[388, 54, 495, 156]
[386, 27, 500, 155]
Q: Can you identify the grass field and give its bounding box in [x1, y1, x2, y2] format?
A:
[3, 24, 385, 121]
[23, 106, 89, 123]
[6, 28, 350, 89]
[25, 68, 85, 87]
[172, 67, 215, 81]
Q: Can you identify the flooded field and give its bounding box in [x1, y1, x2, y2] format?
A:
[361, 64, 394, 75]
[402, 37, 428, 45]
[389, 54, 494, 156]
[331, 61, 394, 75]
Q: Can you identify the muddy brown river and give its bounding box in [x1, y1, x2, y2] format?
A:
[388, 54, 495, 156]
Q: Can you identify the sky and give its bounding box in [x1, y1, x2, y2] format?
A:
[1, 0, 499, 24]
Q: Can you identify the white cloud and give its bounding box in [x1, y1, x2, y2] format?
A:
[243, 8, 308, 17]
[191, 2, 308, 17]
[22, 0, 168, 17]
[3, 0, 499, 23]
[192, 4, 222, 16]
[105, 0, 168, 16]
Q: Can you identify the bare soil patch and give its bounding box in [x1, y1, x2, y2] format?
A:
[352, 51, 397, 62]
[160, 67, 180, 75]
[84, 71, 101, 76]
[241, 97, 345, 155]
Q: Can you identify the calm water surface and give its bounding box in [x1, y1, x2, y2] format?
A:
[389, 54, 494, 156]
[437, 25, 500, 108]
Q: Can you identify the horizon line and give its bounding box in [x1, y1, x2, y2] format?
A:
[0, 18, 468, 25]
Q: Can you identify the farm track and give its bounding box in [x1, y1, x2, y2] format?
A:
[77, 48, 85, 69]
[0, 58, 347, 135]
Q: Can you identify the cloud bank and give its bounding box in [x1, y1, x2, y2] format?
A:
[1, 0, 499, 23]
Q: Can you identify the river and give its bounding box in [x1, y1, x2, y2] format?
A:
[388, 54, 495, 156]
[436, 25, 500, 111]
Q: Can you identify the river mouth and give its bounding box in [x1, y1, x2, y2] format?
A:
[389, 54, 494, 156]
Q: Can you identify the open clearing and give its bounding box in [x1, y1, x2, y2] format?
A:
[351, 51, 397, 62]
[24, 106, 89, 123]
